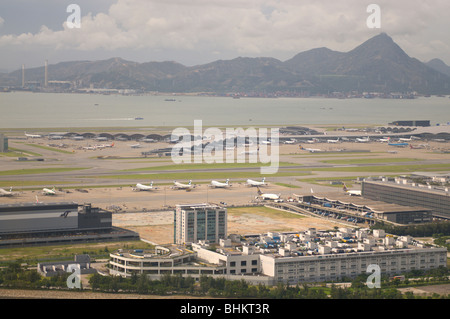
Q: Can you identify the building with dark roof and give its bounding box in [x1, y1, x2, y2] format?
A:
[0, 202, 138, 248]
[362, 180, 450, 220]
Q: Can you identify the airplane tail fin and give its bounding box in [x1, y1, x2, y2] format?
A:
[343, 184, 348, 191]
[189, 180, 192, 185]
[256, 187, 262, 195]
[262, 177, 265, 183]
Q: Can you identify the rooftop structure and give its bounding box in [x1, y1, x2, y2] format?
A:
[109, 227, 447, 286]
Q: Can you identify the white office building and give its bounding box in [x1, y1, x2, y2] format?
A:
[174, 203, 227, 244]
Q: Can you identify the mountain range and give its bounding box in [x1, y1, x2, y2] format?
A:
[2, 33, 450, 95]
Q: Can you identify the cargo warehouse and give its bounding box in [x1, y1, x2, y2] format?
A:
[0, 202, 139, 247]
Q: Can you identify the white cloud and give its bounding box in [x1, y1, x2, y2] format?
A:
[0, 0, 449, 65]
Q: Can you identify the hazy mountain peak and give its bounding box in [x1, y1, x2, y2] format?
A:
[2, 33, 450, 94]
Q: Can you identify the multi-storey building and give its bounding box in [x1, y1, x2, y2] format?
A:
[174, 203, 227, 244]
[109, 228, 447, 286]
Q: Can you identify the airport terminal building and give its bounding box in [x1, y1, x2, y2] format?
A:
[362, 180, 450, 220]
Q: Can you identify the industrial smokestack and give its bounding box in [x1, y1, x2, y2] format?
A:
[44, 60, 48, 87]
[22, 64, 25, 87]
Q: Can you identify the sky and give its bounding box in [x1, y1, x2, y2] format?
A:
[0, 0, 449, 72]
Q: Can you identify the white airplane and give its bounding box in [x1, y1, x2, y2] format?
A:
[306, 138, 319, 144]
[42, 187, 57, 195]
[0, 187, 16, 197]
[134, 182, 157, 191]
[25, 132, 42, 138]
[256, 187, 281, 201]
[172, 180, 195, 190]
[399, 136, 418, 142]
[209, 179, 231, 188]
[327, 138, 340, 143]
[378, 137, 390, 143]
[130, 143, 142, 148]
[284, 139, 296, 144]
[356, 137, 370, 143]
[246, 178, 267, 187]
[343, 184, 362, 196]
[83, 145, 97, 150]
[299, 145, 322, 153]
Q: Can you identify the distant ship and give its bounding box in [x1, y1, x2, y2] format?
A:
[165, 98, 176, 101]
[135, 117, 144, 120]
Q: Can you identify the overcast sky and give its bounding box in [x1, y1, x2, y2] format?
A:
[0, 0, 449, 72]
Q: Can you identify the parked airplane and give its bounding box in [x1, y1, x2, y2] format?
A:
[299, 145, 322, 153]
[356, 137, 370, 143]
[306, 138, 319, 144]
[42, 187, 57, 195]
[410, 144, 427, 149]
[256, 187, 281, 201]
[378, 137, 390, 143]
[133, 182, 157, 191]
[343, 184, 362, 196]
[399, 136, 419, 142]
[172, 180, 195, 190]
[210, 179, 231, 188]
[0, 187, 16, 197]
[246, 178, 267, 187]
[25, 132, 42, 138]
[284, 139, 296, 144]
[130, 143, 142, 148]
[388, 141, 409, 147]
[327, 138, 340, 143]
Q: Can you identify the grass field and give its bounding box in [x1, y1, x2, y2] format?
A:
[86, 170, 311, 181]
[321, 158, 423, 164]
[0, 167, 89, 176]
[227, 206, 305, 220]
[122, 161, 299, 172]
[0, 147, 42, 157]
[311, 163, 450, 173]
[0, 240, 148, 264]
[24, 143, 75, 154]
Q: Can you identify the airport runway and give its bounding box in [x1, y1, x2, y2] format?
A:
[1, 125, 449, 211]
